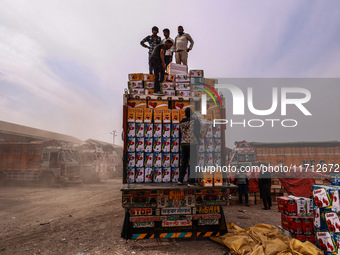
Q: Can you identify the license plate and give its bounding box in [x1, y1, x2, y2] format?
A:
[169, 190, 184, 200]
[198, 206, 220, 214]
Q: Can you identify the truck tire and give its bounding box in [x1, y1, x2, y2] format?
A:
[40, 173, 55, 186]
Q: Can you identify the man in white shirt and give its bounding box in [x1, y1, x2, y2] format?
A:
[174, 26, 194, 66]
[161, 28, 174, 68]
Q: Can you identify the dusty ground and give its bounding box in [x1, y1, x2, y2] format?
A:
[0, 179, 280, 255]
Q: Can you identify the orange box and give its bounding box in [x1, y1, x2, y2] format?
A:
[143, 74, 154, 82]
[200, 172, 213, 187]
[148, 100, 169, 109]
[171, 109, 180, 124]
[128, 73, 143, 81]
[214, 171, 223, 187]
[135, 108, 144, 123]
[127, 99, 147, 108]
[145, 89, 154, 95]
[154, 109, 162, 123]
[165, 74, 175, 82]
[144, 109, 153, 123]
[127, 108, 135, 123]
[173, 100, 190, 110]
[163, 109, 171, 123]
[180, 109, 186, 121]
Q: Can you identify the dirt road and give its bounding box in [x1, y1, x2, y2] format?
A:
[0, 179, 280, 255]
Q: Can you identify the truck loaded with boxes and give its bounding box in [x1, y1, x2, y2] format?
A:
[121, 63, 237, 239]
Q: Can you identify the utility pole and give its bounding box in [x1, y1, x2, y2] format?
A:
[110, 130, 117, 145]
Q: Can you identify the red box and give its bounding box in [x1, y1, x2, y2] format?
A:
[302, 217, 314, 235]
[281, 214, 289, 230]
[306, 234, 316, 244]
[295, 234, 307, 242]
[288, 216, 303, 235]
[277, 196, 297, 216]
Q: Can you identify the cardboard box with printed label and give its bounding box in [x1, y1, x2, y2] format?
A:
[171, 138, 179, 152]
[288, 196, 307, 216]
[144, 109, 153, 123]
[127, 153, 135, 167]
[153, 109, 162, 123]
[171, 110, 180, 124]
[203, 78, 218, 86]
[129, 88, 145, 95]
[176, 90, 190, 97]
[128, 80, 144, 89]
[171, 168, 179, 183]
[144, 137, 153, 152]
[162, 123, 171, 137]
[205, 153, 213, 166]
[164, 74, 175, 82]
[143, 74, 154, 82]
[198, 153, 205, 166]
[173, 101, 191, 110]
[162, 167, 171, 183]
[190, 77, 204, 85]
[144, 89, 154, 95]
[135, 137, 144, 152]
[128, 99, 147, 108]
[189, 70, 204, 78]
[135, 123, 144, 137]
[201, 172, 213, 187]
[127, 137, 136, 152]
[148, 100, 169, 109]
[171, 124, 180, 137]
[213, 126, 222, 138]
[214, 171, 223, 187]
[167, 63, 187, 75]
[144, 81, 154, 89]
[135, 167, 144, 183]
[175, 82, 190, 91]
[145, 167, 153, 183]
[213, 138, 222, 152]
[153, 137, 162, 152]
[198, 139, 205, 153]
[171, 153, 179, 167]
[163, 90, 176, 96]
[162, 137, 171, 153]
[135, 108, 144, 123]
[205, 138, 213, 153]
[144, 123, 153, 137]
[135, 152, 144, 168]
[161, 82, 175, 90]
[153, 152, 162, 168]
[162, 153, 171, 167]
[175, 74, 190, 82]
[128, 73, 143, 81]
[316, 231, 338, 253]
[127, 108, 135, 123]
[313, 186, 332, 208]
[144, 152, 153, 167]
[153, 123, 162, 137]
[205, 125, 213, 138]
[163, 110, 171, 124]
[127, 167, 135, 183]
[180, 109, 186, 121]
[213, 152, 222, 166]
[127, 123, 136, 137]
[153, 167, 162, 182]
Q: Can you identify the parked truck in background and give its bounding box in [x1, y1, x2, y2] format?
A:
[0, 140, 81, 185]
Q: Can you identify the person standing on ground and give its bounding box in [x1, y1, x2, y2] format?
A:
[234, 168, 250, 206]
[149, 40, 173, 95]
[174, 26, 194, 66]
[178, 108, 200, 186]
[161, 28, 174, 68]
[140, 26, 161, 74]
[259, 165, 272, 210]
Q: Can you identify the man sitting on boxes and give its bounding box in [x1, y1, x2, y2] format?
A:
[149, 40, 173, 96]
[178, 108, 200, 186]
[174, 26, 194, 66]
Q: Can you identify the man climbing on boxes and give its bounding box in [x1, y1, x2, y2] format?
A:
[174, 26, 194, 67]
[140, 26, 161, 74]
[149, 40, 173, 96]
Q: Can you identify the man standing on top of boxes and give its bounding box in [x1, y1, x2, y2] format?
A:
[161, 28, 174, 68]
[174, 26, 194, 66]
[140, 26, 161, 74]
[149, 40, 174, 96]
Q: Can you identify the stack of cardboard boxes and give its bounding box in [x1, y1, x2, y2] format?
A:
[278, 196, 315, 244]
[312, 185, 340, 254]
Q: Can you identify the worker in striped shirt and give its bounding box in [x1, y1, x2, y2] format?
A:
[140, 26, 161, 74]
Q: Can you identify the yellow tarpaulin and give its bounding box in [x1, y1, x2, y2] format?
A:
[211, 223, 323, 255]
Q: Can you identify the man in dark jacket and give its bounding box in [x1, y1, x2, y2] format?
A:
[178, 108, 200, 186]
[140, 26, 161, 74]
[235, 168, 249, 206]
[259, 165, 272, 210]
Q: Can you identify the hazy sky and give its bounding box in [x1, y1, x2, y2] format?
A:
[0, 0, 339, 147]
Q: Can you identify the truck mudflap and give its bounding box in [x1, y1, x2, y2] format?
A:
[121, 206, 227, 240]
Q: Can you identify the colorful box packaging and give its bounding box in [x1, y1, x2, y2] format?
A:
[214, 171, 223, 187]
[190, 77, 204, 85]
[127, 167, 135, 183]
[171, 153, 179, 167]
[302, 217, 314, 235]
[189, 70, 204, 78]
[205, 153, 213, 166]
[135, 137, 144, 152]
[288, 216, 303, 235]
[127, 99, 147, 108]
[135, 123, 144, 137]
[143, 74, 154, 82]
[144, 137, 153, 152]
[144, 81, 154, 89]
[144, 152, 153, 167]
[128, 80, 144, 89]
[171, 138, 179, 153]
[313, 186, 332, 208]
[163, 109, 171, 123]
[163, 90, 176, 96]
[162, 153, 171, 167]
[135, 152, 144, 168]
[203, 78, 218, 86]
[277, 197, 297, 215]
[176, 90, 190, 97]
[281, 213, 289, 230]
[145, 167, 153, 183]
[316, 231, 337, 253]
[162, 123, 171, 137]
[173, 100, 191, 110]
[162, 167, 171, 183]
[206, 125, 213, 138]
[325, 212, 340, 233]
[198, 139, 205, 153]
[127, 153, 135, 167]
[127, 108, 135, 123]
[162, 137, 171, 152]
[144, 89, 154, 95]
[180, 109, 186, 121]
[161, 82, 175, 90]
[153, 137, 162, 152]
[153, 123, 162, 137]
[171, 168, 179, 183]
[153, 109, 162, 123]
[175, 82, 190, 91]
[171, 110, 180, 124]
[153, 153, 162, 168]
[175, 74, 189, 82]
[213, 138, 221, 152]
[198, 153, 205, 167]
[201, 172, 213, 187]
[164, 74, 175, 82]
[213, 152, 222, 166]
[166, 63, 187, 75]
[213, 126, 222, 138]
[153, 167, 162, 182]
[144, 123, 153, 138]
[288, 196, 307, 216]
[127, 137, 136, 152]
[128, 73, 143, 81]
[135, 108, 144, 123]
[144, 108, 153, 123]
[127, 123, 136, 137]
[148, 100, 169, 109]
[205, 138, 213, 153]
[171, 124, 180, 137]
[135, 167, 144, 183]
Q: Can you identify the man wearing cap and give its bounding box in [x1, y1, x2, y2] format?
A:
[174, 26, 194, 66]
[140, 26, 161, 74]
